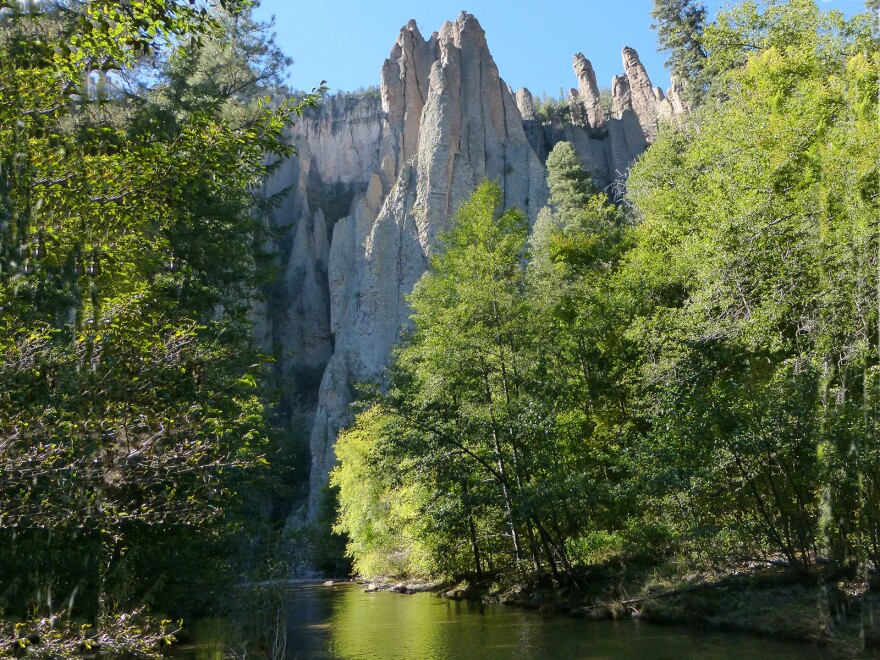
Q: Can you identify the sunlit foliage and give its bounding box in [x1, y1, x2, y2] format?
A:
[0, 0, 318, 653]
[333, 2, 879, 612]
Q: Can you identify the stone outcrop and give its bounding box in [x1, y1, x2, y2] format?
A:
[600, 46, 687, 178]
[572, 53, 605, 132]
[539, 46, 684, 182]
[621, 46, 660, 142]
[262, 12, 546, 520]
[514, 87, 538, 121]
[260, 15, 685, 530]
[657, 76, 690, 122]
[606, 72, 648, 179]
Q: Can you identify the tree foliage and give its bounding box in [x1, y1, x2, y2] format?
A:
[627, 0, 879, 566]
[334, 169, 629, 580]
[333, 6, 879, 631]
[651, 0, 709, 106]
[330, 407, 435, 578]
[0, 0, 319, 653]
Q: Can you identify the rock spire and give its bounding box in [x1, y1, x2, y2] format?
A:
[572, 53, 605, 132]
[257, 15, 687, 532]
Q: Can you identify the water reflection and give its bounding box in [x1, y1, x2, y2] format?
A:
[176, 583, 836, 659]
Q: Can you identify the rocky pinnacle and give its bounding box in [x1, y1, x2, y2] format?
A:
[572, 53, 605, 132]
[257, 15, 686, 536]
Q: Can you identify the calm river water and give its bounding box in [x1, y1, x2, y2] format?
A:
[176, 582, 834, 659]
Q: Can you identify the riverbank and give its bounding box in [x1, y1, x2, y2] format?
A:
[361, 563, 877, 655]
[171, 581, 839, 658]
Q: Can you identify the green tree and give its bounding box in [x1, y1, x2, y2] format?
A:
[335, 176, 629, 582]
[393, 181, 539, 576]
[545, 141, 596, 210]
[531, 142, 619, 277]
[335, 182, 568, 579]
[0, 0, 318, 653]
[626, 0, 878, 566]
[330, 407, 436, 578]
[527, 142, 632, 566]
[650, 0, 709, 106]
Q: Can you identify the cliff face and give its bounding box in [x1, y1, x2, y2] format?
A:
[261, 12, 682, 523]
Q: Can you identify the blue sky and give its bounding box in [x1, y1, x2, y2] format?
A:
[253, 1, 869, 97]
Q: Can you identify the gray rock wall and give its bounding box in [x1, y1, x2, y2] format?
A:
[260, 14, 683, 526]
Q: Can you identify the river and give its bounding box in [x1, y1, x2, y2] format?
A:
[174, 582, 834, 659]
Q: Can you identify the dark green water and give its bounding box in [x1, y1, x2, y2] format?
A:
[177, 582, 833, 659]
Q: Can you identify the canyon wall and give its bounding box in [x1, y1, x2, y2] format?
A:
[259, 12, 683, 522]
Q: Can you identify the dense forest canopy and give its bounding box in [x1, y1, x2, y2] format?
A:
[332, 0, 879, 623]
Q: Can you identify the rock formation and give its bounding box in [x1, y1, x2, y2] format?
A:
[260, 14, 684, 528]
[657, 76, 690, 121]
[572, 53, 605, 132]
[620, 46, 660, 142]
[514, 87, 538, 121]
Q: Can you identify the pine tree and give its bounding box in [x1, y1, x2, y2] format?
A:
[650, 0, 709, 107]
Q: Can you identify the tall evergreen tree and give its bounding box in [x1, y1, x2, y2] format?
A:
[650, 0, 709, 107]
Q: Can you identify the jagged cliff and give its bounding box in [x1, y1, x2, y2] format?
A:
[259, 12, 683, 524]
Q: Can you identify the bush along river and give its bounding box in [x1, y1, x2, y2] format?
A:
[169, 582, 850, 659]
